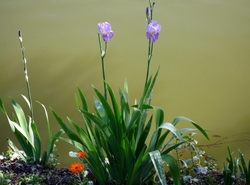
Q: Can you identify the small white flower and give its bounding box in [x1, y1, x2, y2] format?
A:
[69, 151, 77, 157]
[84, 170, 89, 177]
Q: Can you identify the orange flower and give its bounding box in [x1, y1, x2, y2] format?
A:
[77, 151, 86, 158]
[69, 162, 84, 174]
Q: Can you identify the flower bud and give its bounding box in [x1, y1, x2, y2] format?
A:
[151, 2, 155, 10]
[18, 31, 23, 43]
[146, 7, 149, 17]
[18, 30, 22, 37]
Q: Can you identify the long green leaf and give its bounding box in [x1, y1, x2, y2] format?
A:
[78, 109, 120, 161]
[106, 82, 121, 122]
[76, 88, 97, 146]
[128, 146, 146, 185]
[172, 116, 209, 140]
[51, 109, 83, 144]
[76, 87, 89, 111]
[37, 101, 51, 139]
[12, 128, 34, 159]
[94, 97, 107, 121]
[60, 137, 84, 151]
[119, 89, 131, 129]
[79, 109, 112, 139]
[47, 129, 64, 160]
[126, 108, 141, 134]
[149, 150, 167, 185]
[67, 117, 97, 152]
[238, 149, 250, 185]
[93, 86, 118, 137]
[31, 123, 41, 162]
[161, 153, 181, 185]
[158, 123, 184, 142]
[6, 116, 35, 150]
[136, 116, 152, 157]
[11, 98, 30, 140]
[162, 142, 185, 155]
[0, 98, 6, 114]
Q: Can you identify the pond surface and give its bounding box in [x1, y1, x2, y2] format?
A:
[1, 0, 250, 168]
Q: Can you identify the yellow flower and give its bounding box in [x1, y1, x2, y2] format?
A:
[77, 151, 86, 158]
[69, 162, 84, 174]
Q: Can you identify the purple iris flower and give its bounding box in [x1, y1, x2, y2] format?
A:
[98, 22, 114, 42]
[146, 20, 161, 42]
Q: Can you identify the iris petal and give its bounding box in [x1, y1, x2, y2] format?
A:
[98, 22, 114, 42]
[146, 20, 161, 42]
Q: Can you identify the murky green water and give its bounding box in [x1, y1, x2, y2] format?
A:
[1, 0, 250, 168]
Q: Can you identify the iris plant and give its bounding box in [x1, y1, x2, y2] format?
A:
[0, 31, 63, 164]
[52, 1, 209, 185]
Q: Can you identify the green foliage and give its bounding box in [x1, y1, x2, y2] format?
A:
[0, 97, 64, 164]
[19, 173, 46, 185]
[52, 72, 161, 185]
[150, 150, 181, 185]
[149, 150, 168, 185]
[223, 147, 250, 185]
[223, 147, 235, 185]
[0, 31, 64, 165]
[238, 149, 250, 185]
[161, 153, 181, 185]
[52, 70, 209, 184]
[52, 1, 209, 184]
[0, 171, 12, 185]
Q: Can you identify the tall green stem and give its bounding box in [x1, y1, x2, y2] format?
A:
[98, 33, 107, 100]
[144, 41, 154, 89]
[18, 34, 34, 123]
